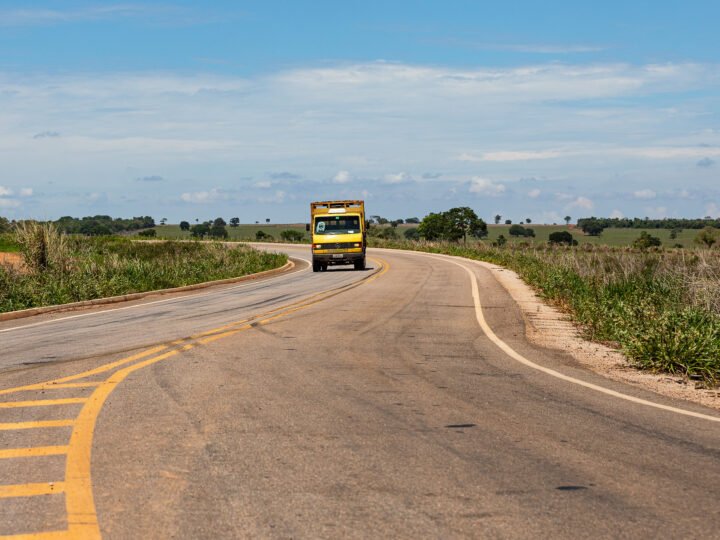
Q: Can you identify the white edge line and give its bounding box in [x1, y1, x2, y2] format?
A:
[403, 249, 720, 424]
[0, 256, 312, 335]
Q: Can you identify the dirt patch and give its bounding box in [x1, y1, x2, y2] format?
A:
[0, 252, 24, 272]
[477, 260, 720, 411]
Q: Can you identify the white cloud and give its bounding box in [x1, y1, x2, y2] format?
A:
[527, 188, 541, 198]
[567, 196, 594, 210]
[19, 188, 33, 197]
[646, 206, 668, 219]
[384, 172, 411, 184]
[462, 149, 565, 162]
[633, 189, 656, 199]
[0, 198, 20, 208]
[1, 60, 720, 220]
[180, 188, 227, 203]
[469, 177, 506, 196]
[610, 209, 625, 219]
[705, 203, 720, 218]
[0, 186, 13, 197]
[333, 170, 351, 184]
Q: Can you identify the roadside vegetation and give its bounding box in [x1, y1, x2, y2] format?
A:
[370, 208, 720, 386]
[0, 222, 287, 313]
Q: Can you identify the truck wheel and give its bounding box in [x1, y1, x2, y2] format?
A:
[312, 260, 321, 272]
[354, 258, 366, 271]
[321, 262, 329, 272]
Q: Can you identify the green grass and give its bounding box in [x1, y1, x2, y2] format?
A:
[373, 238, 720, 386]
[396, 224, 698, 248]
[147, 224, 310, 242]
[0, 237, 287, 313]
[0, 234, 20, 252]
[148, 223, 703, 248]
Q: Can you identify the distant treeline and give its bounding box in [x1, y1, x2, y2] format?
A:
[577, 217, 720, 230]
[54, 215, 155, 236]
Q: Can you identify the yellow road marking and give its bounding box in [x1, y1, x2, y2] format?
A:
[38, 383, 100, 390]
[0, 420, 74, 431]
[0, 346, 168, 396]
[0, 482, 65, 499]
[0, 398, 87, 409]
[0, 259, 391, 539]
[0, 446, 68, 459]
[0, 530, 71, 540]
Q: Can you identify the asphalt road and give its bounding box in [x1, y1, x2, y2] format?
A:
[0, 244, 719, 539]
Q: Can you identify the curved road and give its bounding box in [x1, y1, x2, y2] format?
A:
[0, 245, 719, 538]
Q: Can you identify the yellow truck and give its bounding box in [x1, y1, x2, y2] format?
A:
[307, 200, 366, 272]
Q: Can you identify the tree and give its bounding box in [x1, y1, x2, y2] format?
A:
[525, 218, 532, 224]
[404, 228, 420, 240]
[633, 231, 661, 249]
[160, 218, 167, 226]
[229, 217, 240, 227]
[405, 217, 420, 224]
[213, 217, 227, 227]
[190, 223, 210, 238]
[417, 212, 447, 241]
[509, 224, 526, 237]
[494, 234, 507, 247]
[549, 231, 577, 245]
[669, 227, 682, 240]
[209, 223, 228, 239]
[445, 207, 487, 242]
[695, 227, 718, 248]
[494, 214, 502, 225]
[0, 216, 10, 233]
[138, 229, 157, 238]
[580, 219, 604, 236]
[179, 221, 190, 231]
[256, 230, 273, 241]
[390, 219, 403, 228]
[265, 218, 270, 224]
[564, 216, 572, 226]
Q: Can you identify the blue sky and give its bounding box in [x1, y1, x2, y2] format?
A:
[1, 1, 719, 223]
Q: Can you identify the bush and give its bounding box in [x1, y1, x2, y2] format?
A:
[632, 231, 661, 249]
[280, 229, 305, 242]
[404, 228, 420, 240]
[549, 231, 577, 245]
[256, 230, 274, 241]
[138, 229, 157, 238]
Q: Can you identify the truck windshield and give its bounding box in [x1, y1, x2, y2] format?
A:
[315, 216, 361, 235]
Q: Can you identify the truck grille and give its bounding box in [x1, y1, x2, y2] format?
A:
[314, 242, 358, 250]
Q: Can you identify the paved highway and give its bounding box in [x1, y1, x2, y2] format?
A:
[0, 244, 719, 538]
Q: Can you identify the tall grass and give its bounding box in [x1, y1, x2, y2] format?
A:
[0, 232, 287, 313]
[374, 239, 720, 386]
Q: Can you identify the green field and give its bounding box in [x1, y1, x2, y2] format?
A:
[482, 225, 698, 247]
[0, 234, 20, 252]
[148, 224, 310, 242]
[138, 223, 709, 248]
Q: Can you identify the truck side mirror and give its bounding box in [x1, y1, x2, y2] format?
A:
[306, 223, 310, 232]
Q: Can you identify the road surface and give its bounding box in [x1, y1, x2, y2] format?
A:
[0, 244, 718, 539]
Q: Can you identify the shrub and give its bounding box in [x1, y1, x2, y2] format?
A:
[138, 229, 157, 238]
[632, 231, 661, 249]
[280, 229, 305, 242]
[549, 231, 577, 245]
[404, 228, 420, 240]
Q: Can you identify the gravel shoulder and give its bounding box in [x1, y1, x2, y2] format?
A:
[474, 259, 720, 411]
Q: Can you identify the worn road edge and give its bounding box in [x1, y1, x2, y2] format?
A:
[374, 247, 720, 412]
[0, 259, 296, 323]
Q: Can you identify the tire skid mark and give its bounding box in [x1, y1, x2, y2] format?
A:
[0, 258, 388, 539]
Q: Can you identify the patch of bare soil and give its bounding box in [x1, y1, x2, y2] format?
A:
[477, 260, 720, 411]
[0, 253, 24, 272]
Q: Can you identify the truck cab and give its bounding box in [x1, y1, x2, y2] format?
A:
[308, 200, 366, 272]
